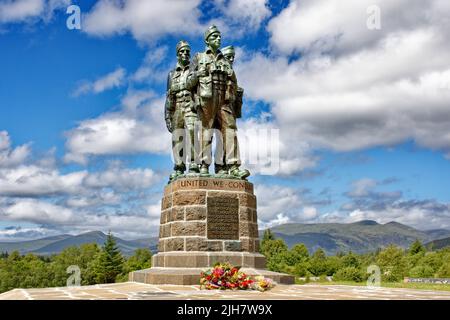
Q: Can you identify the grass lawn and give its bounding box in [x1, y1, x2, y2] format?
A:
[295, 278, 450, 292]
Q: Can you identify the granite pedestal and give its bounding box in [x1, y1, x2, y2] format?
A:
[129, 177, 294, 285]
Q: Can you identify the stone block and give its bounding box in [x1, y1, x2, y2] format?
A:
[238, 193, 257, 209]
[208, 254, 242, 267]
[172, 207, 185, 221]
[207, 241, 223, 251]
[185, 206, 207, 221]
[185, 237, 208, 251]
[224, 241, 241, 252]
[173, 191, 206, 206]
[239, 206, 253, 222]
[161, 195, 172, 210]
[241, 238, 255, 252]
[171, 221, 206, 237]
[165, 238, 185, 251]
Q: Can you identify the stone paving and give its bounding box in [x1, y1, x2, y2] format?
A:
[1, 282, 450, 300]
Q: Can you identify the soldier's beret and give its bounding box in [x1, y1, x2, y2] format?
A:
[176, 40, 190, 53]
[221, 45, 235, 56]
[204, 25, 220, 41]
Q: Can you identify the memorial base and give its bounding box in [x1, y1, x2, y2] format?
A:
[130, 177, 295, 286]
[129, 268, 295, 285]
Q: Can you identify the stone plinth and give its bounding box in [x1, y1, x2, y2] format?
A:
[130, 177, 294, 285]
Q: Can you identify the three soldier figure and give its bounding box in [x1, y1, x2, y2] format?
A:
[164, 26, 250, 182]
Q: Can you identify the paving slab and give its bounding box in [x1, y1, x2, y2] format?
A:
[1, 282, 450, 300]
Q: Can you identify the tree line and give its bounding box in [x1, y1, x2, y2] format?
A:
[260, 229, 450, 282]
[0, 233, 151, 294]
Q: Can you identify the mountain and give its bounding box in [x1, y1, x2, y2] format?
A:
[263, 220, 450, 255]
[425, 237, 450, 250]
[0, 231, 159, 257]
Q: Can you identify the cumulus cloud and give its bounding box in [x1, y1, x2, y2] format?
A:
[0, 131, 30, 168]
[0, 0, 70, 24]
[73, 67, 126, 96]
[64, 91, 170, 164]
[234, 0, 450, 172]
[82, 0, 203, 43]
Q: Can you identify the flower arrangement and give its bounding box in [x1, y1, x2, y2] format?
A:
[200, 262, 275, 291]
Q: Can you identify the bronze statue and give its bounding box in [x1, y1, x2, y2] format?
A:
[187, 26, 250, 179]
[165, 40, 199, 181]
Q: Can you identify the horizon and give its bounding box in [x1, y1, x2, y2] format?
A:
[1, 219, 449, 243]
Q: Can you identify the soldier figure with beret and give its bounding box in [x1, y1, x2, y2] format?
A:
[165, 40, 199, 181]
[187, 26, 250, 179]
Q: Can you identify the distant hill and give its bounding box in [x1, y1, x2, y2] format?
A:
[425, 237, 450, 250]
[0, 231, 159, 257]
[263, 220, 450, 255]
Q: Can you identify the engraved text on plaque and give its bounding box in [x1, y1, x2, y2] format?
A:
[207, 197, 239, 240]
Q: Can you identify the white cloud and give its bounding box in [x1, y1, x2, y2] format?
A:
[213, 0, 271, 37]
[0, 0, 70, 24]
[64, 93, 170, 164]
[2, 199, 74, 224]
[73, 67, 126, 96]
[83, 0, 203, 43]
[0, 0, 44, 23]
[0, 131, 30, 168]
[347, 178, 377, 197]
[234, 0, 450, 173]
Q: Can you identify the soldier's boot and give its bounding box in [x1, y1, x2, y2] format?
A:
[169, 164, 185, 182]
[188, 163, 200, 174]
[200, 163, 209, 175]
[229, 164, 250, 180]
[215, 164, 229, 177]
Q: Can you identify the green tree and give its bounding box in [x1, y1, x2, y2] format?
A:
[117, 248, 153, 282]
[49, 243, 100, 286]
[377, 245, 407, 282]
[333, 267, 365, 282]
[260, 229, 275, 253]
[260, 239, 288, 272]
[93, 232, 125, 283]
[308, 248, 328, 276]
[342, 252, 361, 268]
[408, 240, 426, 256]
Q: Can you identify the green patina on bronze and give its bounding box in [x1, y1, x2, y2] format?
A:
[165, 26, 250, 183]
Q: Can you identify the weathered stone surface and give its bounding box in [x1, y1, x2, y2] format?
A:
[185, 237, 208, 251]
[171, 221, 206, 237]
[239, 206, 253, 222]
[173, 191, 206, 206]
[207, 191, 238, 199]
[254, 239, 260, 252]
[239, 222, 258, 238]
[241, 238, 255, 252]
[208, 254, 242, 266]
[207, 196, 239, 240]
[171, 178, 253, 193]
[185, 206, 206, 221]
[171, 207, 185, 221]
[165, 238, 185, 251]
[161, 195, 172, 210]
[224, 241, 241, 252]
[160, 209, 170, 224]
[160, 224, 171, 238]
[238, 193, 256, 208]
[207, 241, 224, 251]
[157, 240, 165, 252]
[243, 253, 266, 269]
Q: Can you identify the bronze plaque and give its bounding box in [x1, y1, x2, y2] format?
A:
[207, 197, 239, 240]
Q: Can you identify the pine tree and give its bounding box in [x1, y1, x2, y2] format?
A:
[93, 232, 124, 283]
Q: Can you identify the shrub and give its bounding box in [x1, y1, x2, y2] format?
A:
[333, 267, 365, 282]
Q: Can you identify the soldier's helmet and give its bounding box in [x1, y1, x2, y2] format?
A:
[221, 45, 235, 56]
[176, 40, 190, 54]
[204, 25, 220, 41]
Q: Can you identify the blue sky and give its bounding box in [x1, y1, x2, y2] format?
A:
[1, 0, 450, 240]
